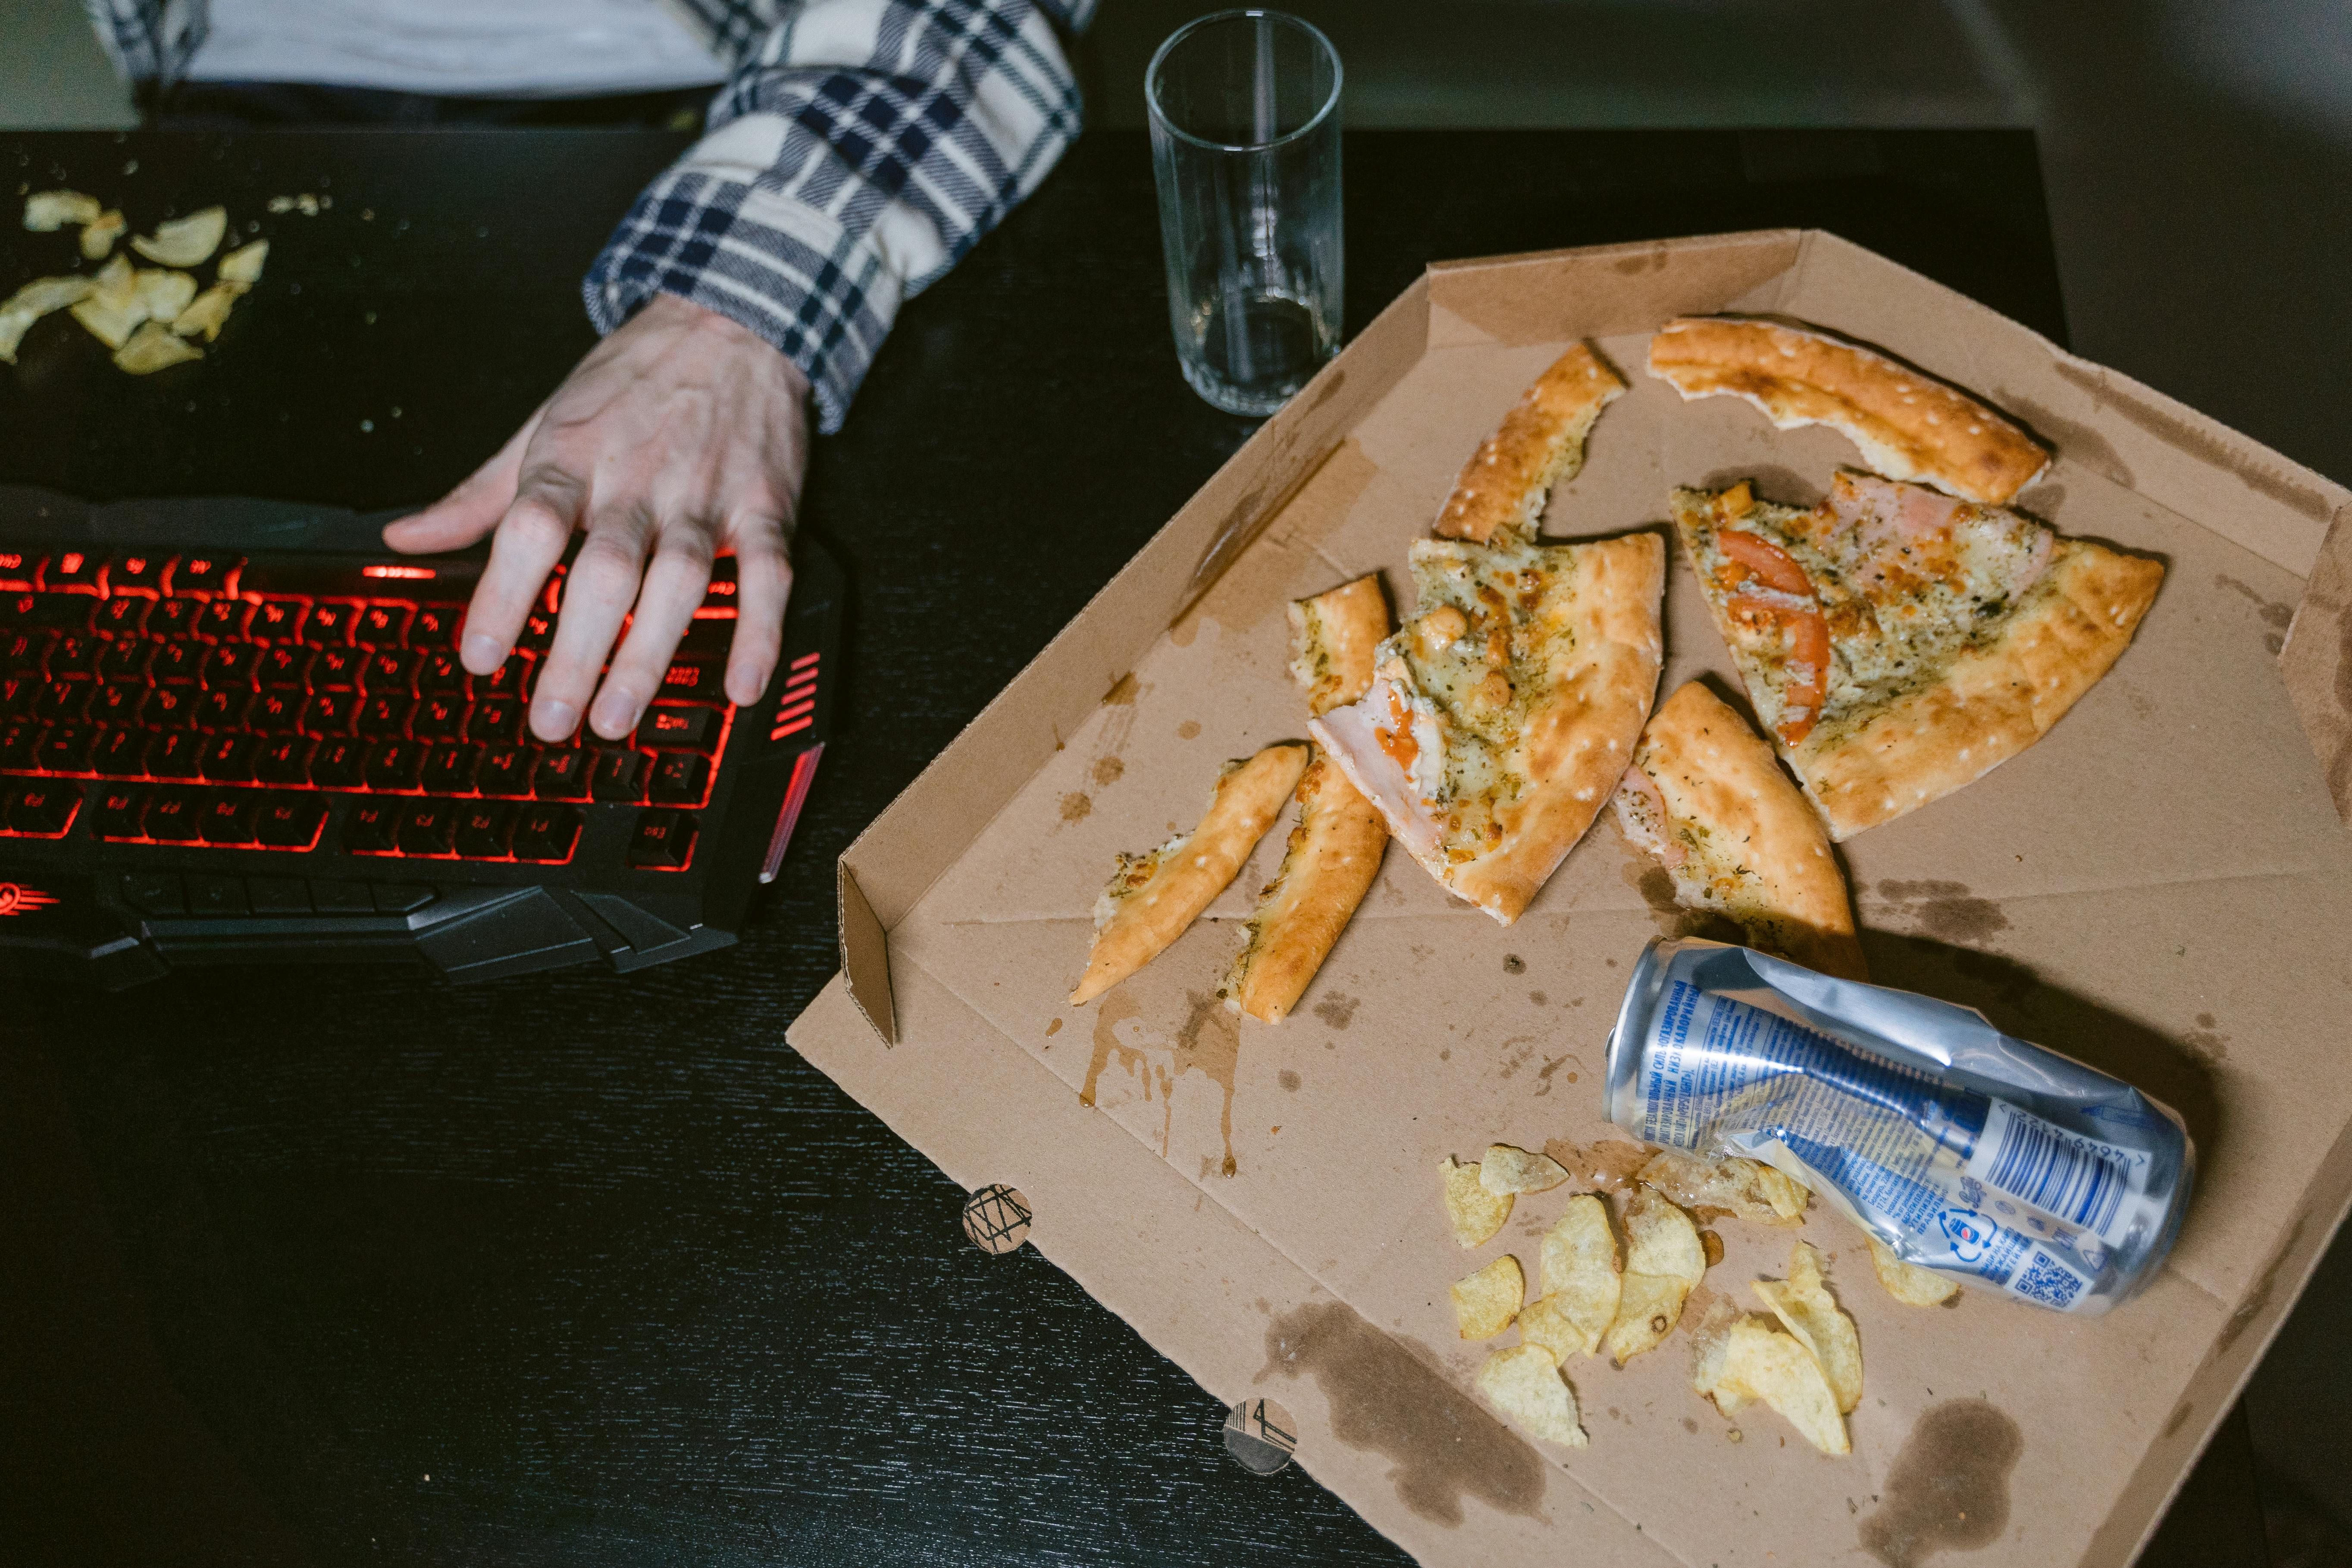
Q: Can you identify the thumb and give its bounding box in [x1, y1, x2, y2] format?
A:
[381, 406, 544, 554]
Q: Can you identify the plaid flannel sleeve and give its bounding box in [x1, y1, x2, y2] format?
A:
[585, 0, 1093, 433]
[79, 0, 208, 86]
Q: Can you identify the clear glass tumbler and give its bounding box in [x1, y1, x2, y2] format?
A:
[1146, 10, 1343, 417]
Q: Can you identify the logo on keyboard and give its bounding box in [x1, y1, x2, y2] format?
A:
[770, 651, 820, 741]
[0, 881, 60, 916]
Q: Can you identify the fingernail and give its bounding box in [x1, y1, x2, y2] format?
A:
[536, 698, 578, 739]
[462, 632, 505, 673]
[591, 691, 640, 739]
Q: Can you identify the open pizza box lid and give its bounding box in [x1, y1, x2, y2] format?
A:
[787, 229, 2352, 1567]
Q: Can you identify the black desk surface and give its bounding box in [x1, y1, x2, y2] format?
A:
[0, 128, 2263, 1565]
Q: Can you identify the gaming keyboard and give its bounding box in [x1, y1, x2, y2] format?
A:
[0, 485, 838, 986]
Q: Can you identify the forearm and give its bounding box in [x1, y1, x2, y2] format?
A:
[584, 0, 1090, 432]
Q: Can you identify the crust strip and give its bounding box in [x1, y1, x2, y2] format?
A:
[1648, 316, 2050, 505]
[1222, 754, 1389, 1022]
[1287, 575, 1390, 718]
[1070, 744, 1308, 1004]
[1434, 342, 1627, 545]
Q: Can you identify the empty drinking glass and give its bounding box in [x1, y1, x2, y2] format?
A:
[1146, 11, 1343, 417]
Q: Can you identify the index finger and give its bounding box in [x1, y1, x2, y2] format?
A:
[460, 466, 584, 676]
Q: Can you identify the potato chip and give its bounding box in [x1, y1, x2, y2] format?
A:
[1475, 1343, 1586, 1447]
[0, 275, 97, 364]
[1440, 1155, 1512, 1248]
[1867, 1233, 1961, 1307]
[134, 269, 198, 323]
[218, 239, 269, 289]
[1717, 1318, 1849, 1455]
[1514, 1293, 1580, 1362]
[1752, 1241, 1862, 1414]
[67, 254, 144, 348]
[23, 190, 100, 231]
[1481, 1142, 1570, 1195]
[112, 321, 203, 375]
[1603, 1189, 1706, 1363]
[171, 283, 239, 343]
[1450, 1253, 1524, 1340]
[1688, 1296, 1750, 1417]
[1538, 1194, 1620, 1355]
[1638, 1149, 1808, 1226]
[80, 209, 125, 260]
[131, 206, 229, 268]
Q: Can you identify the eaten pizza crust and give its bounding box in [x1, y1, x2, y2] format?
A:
[1312, 531, 1663, 923]
[1071, 743, 1308, 1004]
[1434, 342, 1627, 545]
[1287, 574, 1390, 719]
[1612, 681, 1867, 980]
[1221, 754, 1388, 1022]
[1673, 472, 2163, 840]
[1648, 316, 2050, 506]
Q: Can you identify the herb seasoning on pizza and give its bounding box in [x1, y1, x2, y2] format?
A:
[1674, 471, 2163, 839]
[1434, 342, 1626, 544]
[1312, 532, 1663, 923]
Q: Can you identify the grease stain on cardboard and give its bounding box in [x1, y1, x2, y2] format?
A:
[1314, 992, 1359, 1030]
[1259, 1302, 1545, 1525]
[1080, 988, 1243, 1175]
[1873, 879, 2011, 945]
[1857, 1400, 2023, 1568]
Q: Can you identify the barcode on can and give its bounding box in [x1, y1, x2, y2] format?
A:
[1975, 1102, 2134, 1241]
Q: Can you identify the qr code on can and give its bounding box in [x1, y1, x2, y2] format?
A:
[2015, 1250, 2084, 1309]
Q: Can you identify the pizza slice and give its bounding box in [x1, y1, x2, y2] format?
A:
[1673, 471, 2164, 839]
[1611, 680, 1867, 980]
[1220, 577, 1393, 1023]
[1311, 532, 1664, 923]
[1434, 342, 1626, 544]
[1070, 743, 1307, 1005]
[1648, 316, 2051, 505]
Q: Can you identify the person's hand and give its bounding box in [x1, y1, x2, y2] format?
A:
[383, 294, 808, 743]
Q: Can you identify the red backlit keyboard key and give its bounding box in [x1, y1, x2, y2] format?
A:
[254, 735, 314, 786]
[197, 689, 251, 730]
[93, 596, 151, 637]
[307, 647, 363, 691]
[257, 645, 307, 689]
[516, 609, 557, 651]
[196, 598, 250, 639]
[476, 745, 534, 797]
[38, 724, 97, 772]
[97, 638, 152, 680]
[250, 691, 302, 732]
[200, 733, 259, 782]
[355, 604, 411, 645]
[41, 550, 103, 594]
[89, 680, 144, 725]
[412, 694, 467, 740]
[93, 726, 148, 776]
[202, 642, 262, 687]
[150, 598, 203, 638]
[5, 593, 86, 630]
[250, 598, 307, 642]
[146, 729, 206, 779]
[169, 556, 241, 597]
[657, 661, 721, 701]
[512, 802, 582, 863]
[0, 550, 29, 591]
[475, 653, 532, 699]
[301, 691, 357, 735]
[410, 604, 463, 646]
[397, 799, 457, 855]
[467, 695, 521, 744]
[417, 649, 467, 693]
[3, 630, 49, 673]
[0, 673, 35, 718]
[149, 640, 200, 683]
[363, 649, 418, 693]
[590, 748, 649, 802]
[648, 751, 711, 806]
[532, 748, 591, 801]
[144, 785, 204, 840]
[93, 783, 150, 839]
[455, 800, 516, 858]
[626, 809, 696, 870]
[309, 736, 366, 788]
[422, 742, 481, 794]
[363, 739, 425, 792]
[343, 799, 399, 853]
[306, 601, 359, 645]
[141, 686, 197, 728]
[358, 696, 413, 737]
[108, 553, 169, 596]
[256, 792, 327, 848]
[200, 790, 263, 844]
[47, 634, 99, 676]
[640, 704, 719, 752]
[36, 679, 91, 722]
[0, 718, 37, 769]
[6, 780, 81, 836]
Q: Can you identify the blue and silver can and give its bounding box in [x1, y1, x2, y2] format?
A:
[1604, 938, 2194, 1314]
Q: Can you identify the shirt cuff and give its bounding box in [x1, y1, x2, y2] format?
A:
[583, 166, 904, 435]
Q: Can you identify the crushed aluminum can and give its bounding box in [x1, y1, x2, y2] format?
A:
[1604, 938, 2193, 1314]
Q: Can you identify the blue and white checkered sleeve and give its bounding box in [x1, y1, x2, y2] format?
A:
[584, 0, 1091, 434]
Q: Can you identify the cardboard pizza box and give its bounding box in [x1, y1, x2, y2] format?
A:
[787, 229, 2352, 1567]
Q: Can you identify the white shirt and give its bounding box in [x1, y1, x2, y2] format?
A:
[186, 0, 726, 98]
